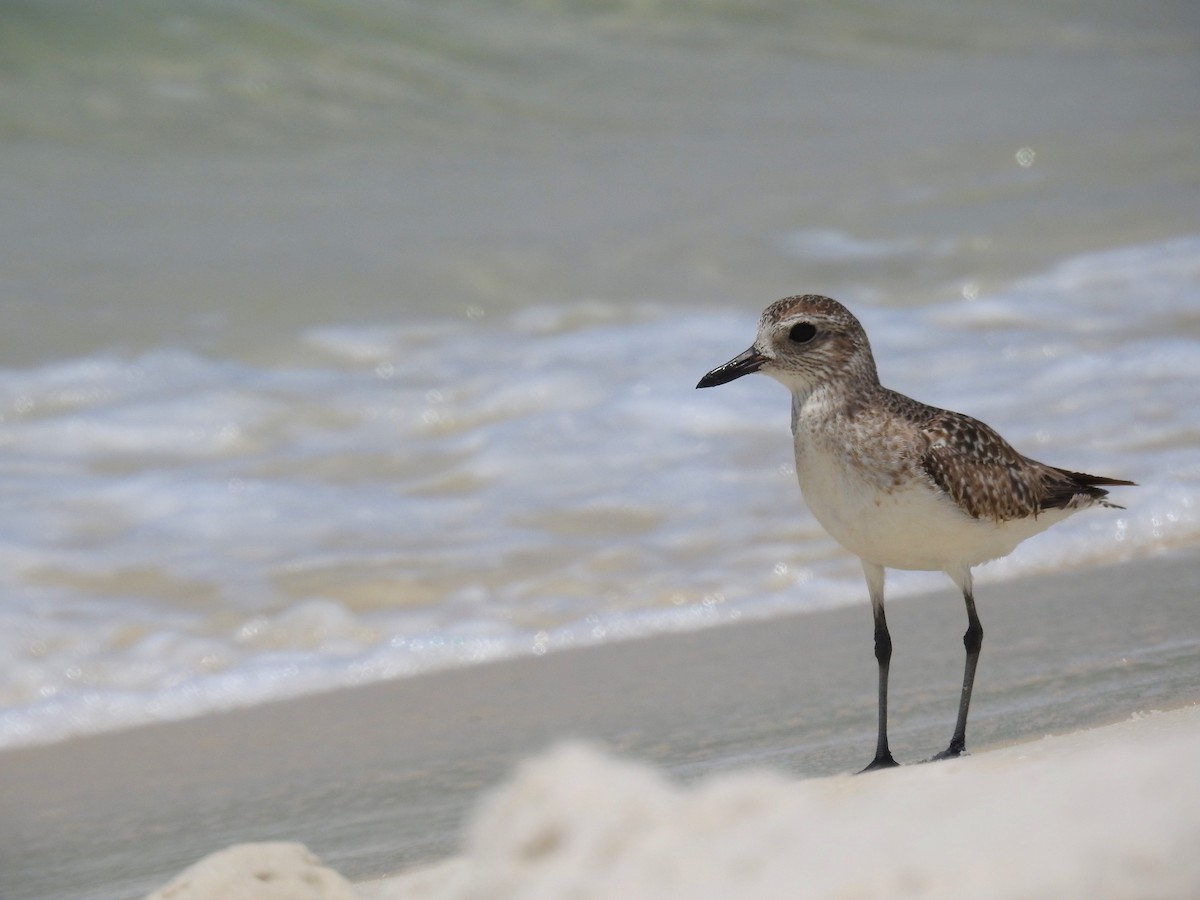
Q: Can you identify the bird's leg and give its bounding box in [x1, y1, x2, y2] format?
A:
[931, 587, 983, 761]
[859, 562, 898, 773]
[860, 602, 899, 771]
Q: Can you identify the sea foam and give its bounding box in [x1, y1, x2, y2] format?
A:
[1, 236, 1197, 748]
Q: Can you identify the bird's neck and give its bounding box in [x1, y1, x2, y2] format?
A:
[790, 374, 887, 448]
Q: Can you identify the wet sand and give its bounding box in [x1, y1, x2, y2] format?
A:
[1, 549, 1197, 899]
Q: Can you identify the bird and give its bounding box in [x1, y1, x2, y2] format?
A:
[696, 294, 1133, 771]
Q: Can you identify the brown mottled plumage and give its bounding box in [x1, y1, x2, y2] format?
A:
[917, 395, 1125, 521]
[698, 294, 1133, 770]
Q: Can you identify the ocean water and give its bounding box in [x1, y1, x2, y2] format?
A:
[1, 0, 1198, 749]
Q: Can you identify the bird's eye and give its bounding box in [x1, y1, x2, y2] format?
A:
[789, 322, 817, 344]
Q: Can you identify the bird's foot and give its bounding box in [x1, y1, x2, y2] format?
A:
[857, 752, 900, 774]
[924, 741, 967, 764]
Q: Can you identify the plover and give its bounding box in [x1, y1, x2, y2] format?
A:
[697, 294, 1133, 771]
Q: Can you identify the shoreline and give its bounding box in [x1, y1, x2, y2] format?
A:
[2, 548, 1198, 899]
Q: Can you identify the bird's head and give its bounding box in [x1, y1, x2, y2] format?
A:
[696, 294, 878, 396]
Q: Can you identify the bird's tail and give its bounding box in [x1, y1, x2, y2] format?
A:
[1047, 468, 1136, 510]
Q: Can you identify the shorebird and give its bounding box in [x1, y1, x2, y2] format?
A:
[696, 295, 1133, 771]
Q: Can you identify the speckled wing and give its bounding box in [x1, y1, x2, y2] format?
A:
[918, 411, 1048, 522]
[918, 408, 1133, 521]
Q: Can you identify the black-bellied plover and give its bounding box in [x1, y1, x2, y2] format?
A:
[697, 294, 1133, 771]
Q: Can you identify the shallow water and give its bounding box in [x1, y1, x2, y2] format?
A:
[1, 0, 1197, 748]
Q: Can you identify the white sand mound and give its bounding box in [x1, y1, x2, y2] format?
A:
[381, 708, 1200, 900]
[147, 842, 358, 900]
[151, 708, 1200, 900]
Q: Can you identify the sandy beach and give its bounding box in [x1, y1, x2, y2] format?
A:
[363, 702, 1200, 900]
[5, 3, 1198, 898]
[1, 548, 1197, 899]
[136, 703, 1200, 900]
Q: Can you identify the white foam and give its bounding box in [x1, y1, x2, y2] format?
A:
[1, 236, 1198, 748]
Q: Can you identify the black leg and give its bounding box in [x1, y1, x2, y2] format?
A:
[859, 563, 898, 773]
[859, 602, 899, 772]
[930, 589, 983, 761]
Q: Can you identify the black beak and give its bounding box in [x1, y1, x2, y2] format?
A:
[696, 346, 768, 388]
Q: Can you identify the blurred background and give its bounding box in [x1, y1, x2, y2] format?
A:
[5, 0, 1198, 361]
[1, 0, 1198, 747]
